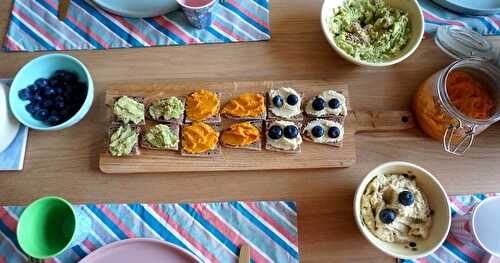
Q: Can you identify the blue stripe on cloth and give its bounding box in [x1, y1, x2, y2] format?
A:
[256, 202, 297, 238]
[143, 18, 186, 45]
[179, 204, 240, 255]
[207, 27, 233, 42]
[9, 15, 54, 50]
[34, 0, 103, 49]
[284, 201, 298, 213]
[71, 245, 87, 258]
[86, 204, 129, 240]
[251, 0, 268, 9]
[71, 0, 144, 47]
[231, 202, 299, 260]
[0, 219, 21, 252]
[222, 1, 270, 35]
[443, 239, 474, 262]
[126, 204, 193, 253]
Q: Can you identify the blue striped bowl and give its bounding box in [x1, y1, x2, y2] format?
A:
[9, 54, 94, 131]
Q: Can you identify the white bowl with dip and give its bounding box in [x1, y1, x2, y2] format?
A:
[354, 161, 451, 259]
[321, 0, 424, 67]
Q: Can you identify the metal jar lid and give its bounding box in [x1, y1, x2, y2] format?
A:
[434, 26, 499, 65]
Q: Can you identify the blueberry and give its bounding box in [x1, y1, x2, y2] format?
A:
[34, 109, 49, 121]
[42, 99, 54, 109]
[328, 127, 340, 138]
[55, 87, 64, 95]
[42, 86, 57, 97]
[49, 76, 61, 87]
[59, 109, 70, 118]
[284, 125, 299, 139]
[18, 88, 31, 100]
[311, 126, 324, 138]
[26, 103, 40, 114]
[53, 70, 67, 78]
[47, 115, 62, 124]
[268, 125, 283, 140]
[30, 94, 43, 103]
[398, 191, 415, 206]
[328, 98, 340, 109]
[62, 72, 78, 84]
[312, 97, 325, 111]
[286, 94, 299, 106]
[379, 208, 396, 224]
[54, 100, 65, 110]
[27, 84, 39, 93]
[272, 95, 283, 108]
[34, 78, 49, 88]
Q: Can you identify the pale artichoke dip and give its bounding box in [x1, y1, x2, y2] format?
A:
[329, 0, 411, 62]
[361, 173, 432, 245]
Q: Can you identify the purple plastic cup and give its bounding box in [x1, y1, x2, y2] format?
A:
[177, 0, 218, 29]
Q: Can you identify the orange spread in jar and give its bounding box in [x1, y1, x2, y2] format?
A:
[182, 122, 219, 154]
[446, 70, 495, 120]
[221, 122, 260, 146]
[413, 70, 495, 141]
[186, 89, 219, 121]
[221, 93, 265, 118]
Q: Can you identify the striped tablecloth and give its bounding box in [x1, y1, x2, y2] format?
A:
[419, 0, 499, 37]
[3, 0, 270, 52]
[402, 193, 500, 263]
[0, 201, 299, 263]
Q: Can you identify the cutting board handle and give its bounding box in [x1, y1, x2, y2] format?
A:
[349, 110, 415, 134]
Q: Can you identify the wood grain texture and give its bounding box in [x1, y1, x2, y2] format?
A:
[0, 0, 499, 262]
[100, 80, 356, 173]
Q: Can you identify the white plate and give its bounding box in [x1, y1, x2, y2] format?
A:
[93, 0, 180, 18]
[0, 82, 20, 153]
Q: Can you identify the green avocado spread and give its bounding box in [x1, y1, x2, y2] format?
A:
[113, 96, 145, 124]
[148, 97, 184, 121]
[330, 0, 411, 62]
[145, 124, 178, 149]
[109, 125, 138, 157]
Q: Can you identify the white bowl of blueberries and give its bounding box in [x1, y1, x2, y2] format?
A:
[9, 54, 93, 131]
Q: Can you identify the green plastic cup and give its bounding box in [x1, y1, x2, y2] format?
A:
[17, 196, 90, 259]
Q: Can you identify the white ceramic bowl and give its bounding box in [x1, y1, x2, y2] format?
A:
[353, 161, 451, 259]
[321, 0, 425, 67]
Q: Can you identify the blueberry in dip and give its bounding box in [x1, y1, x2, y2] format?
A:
[360, 173, 432, 243]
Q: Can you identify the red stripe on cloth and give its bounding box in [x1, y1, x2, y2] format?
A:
[45, 258, 58, 263]
[4, 35, 22, 51]
[96, 204, 136, 238]
[0, 207, 18, 233]
[151, 16, 199, 44]
[83, 239, 97, 252]
[447, 235, 482, 262]
[245, 202, 297, 246]
[213, 21, 243, 41]
[225, 0, 269, 28]
[12, 5, 65, 49]
[449, 196, 473, 214]
[107, 15, 157, 46]
[45, 0, 111, 48]
[191, 203, 272, 263]
[148, 204, 220, 263]
[0, 256, 6, 263]
[422, 10, 465, 27]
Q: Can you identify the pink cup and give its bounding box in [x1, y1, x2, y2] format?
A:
[451, 196, 500, 257]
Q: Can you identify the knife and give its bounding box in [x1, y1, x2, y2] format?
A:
[239, 244, 250, 263]
[58, 0, 70, 21]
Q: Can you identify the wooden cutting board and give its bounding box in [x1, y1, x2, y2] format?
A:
[99, 80, 414, 174]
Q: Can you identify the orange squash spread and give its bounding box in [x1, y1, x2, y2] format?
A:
[221, 93, 265, 118]
[221, 122, 260, 146]
[182, 122, 219, 154]
[446, 70, 495, 120]
[186, 89, 219, 121]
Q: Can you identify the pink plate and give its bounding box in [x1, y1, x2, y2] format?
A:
[79, 238, 200, 263]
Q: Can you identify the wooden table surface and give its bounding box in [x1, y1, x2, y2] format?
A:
[1, 0, 499, 262]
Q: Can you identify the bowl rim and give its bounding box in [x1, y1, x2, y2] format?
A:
[353, 161, 451, 259]
[9, 54, 94, 131]
[320, 0, 425, 67]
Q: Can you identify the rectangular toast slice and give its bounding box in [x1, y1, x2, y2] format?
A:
[221, 92, 267, 121]
[107, 125, 141, 157]
[145, 96, 185, 124]
[301, 119, 344, 147]
[266, 92, 304, 121]
[184, 91, 222, 124]
[111, 96, 146, 126]
[180, 124, 222, 157]
[264, 120, 302, 153]
[303, 90, 347, 121]
[220, 121, 263, 151]
[140, 123, 180, 151]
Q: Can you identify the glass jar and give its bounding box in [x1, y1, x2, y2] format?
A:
[413, 58, 500, 155]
